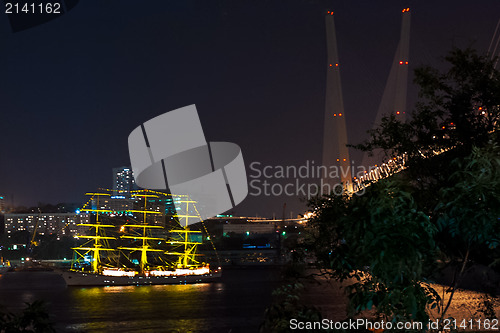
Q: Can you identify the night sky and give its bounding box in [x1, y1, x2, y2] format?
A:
[1, 0, 499, 217]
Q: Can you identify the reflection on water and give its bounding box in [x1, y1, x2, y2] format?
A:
[302, 274, 500, 323]
[69, 284, 213, 332]
[0, 269, 280, 333]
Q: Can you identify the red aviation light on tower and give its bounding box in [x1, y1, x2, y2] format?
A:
[322, 6, 352, 193]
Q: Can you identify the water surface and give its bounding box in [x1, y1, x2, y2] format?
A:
[0, 268, 280, 332]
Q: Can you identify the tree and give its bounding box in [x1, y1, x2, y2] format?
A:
[306, 142, 500, 327]
[0, 301, 55, 333]
[414, 48, 500, 147]
[306, 47, 500, 326]
[308, 179, 439, 324]
[357, 48, 500, 159]
[434, 141, 500, 318]
[354, 48, 500, 198]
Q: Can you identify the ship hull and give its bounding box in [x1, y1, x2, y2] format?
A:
[59, 270, 222, 286]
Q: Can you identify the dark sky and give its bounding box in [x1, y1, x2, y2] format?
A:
[0, 0, 499, 217]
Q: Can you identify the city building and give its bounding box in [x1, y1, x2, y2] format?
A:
[112, 166, 136, 195]
[3, 212, 90, 238]
[89, 194, 171, 226]
[0, 195, 4, 213]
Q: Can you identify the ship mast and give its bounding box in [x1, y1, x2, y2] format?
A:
[72, 193, 117, 273]
[118, 193, 164, 273]
[165, 195, 203, 269]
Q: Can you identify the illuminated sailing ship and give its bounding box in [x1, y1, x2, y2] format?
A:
[60, 190, 221, 286]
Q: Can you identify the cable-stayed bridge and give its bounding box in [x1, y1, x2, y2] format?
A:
[321, 8, 500, 195]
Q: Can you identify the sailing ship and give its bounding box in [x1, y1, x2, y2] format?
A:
[59, 190, 221, 286]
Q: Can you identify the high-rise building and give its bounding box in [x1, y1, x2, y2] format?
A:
[0, 195, 4, 213]
[112, 167, 136, 195]
[85, 191, 171, 227]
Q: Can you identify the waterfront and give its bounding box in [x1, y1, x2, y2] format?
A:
[0, 267, 281, 332]
[2, 265, 500, 332]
